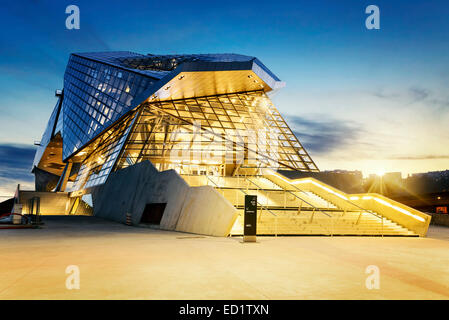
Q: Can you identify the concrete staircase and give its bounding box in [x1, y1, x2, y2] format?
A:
[181, 174, 418, 237]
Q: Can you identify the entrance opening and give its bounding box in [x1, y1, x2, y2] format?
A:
[140, 203, 167, 224]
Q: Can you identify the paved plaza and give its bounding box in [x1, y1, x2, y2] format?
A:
[1, 216, 448, 299]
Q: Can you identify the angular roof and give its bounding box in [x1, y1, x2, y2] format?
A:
[74, 51, 280, 82]
[39, 51, 285, 161]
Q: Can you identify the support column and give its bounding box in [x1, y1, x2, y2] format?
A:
[55, 162, 73, 192]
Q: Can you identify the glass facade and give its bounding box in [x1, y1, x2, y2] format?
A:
[34, 51, 319, 192]
[67, 110, 137, 191]
[30, 51, 429, 239]
[115, 90, 317, 176]
[61, 53, 158, 159]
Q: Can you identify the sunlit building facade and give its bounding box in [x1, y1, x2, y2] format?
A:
[33, 52, 317, 193]
[30, 52, 431, 237]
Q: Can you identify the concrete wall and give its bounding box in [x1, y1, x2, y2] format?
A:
[176, 185, 237, 236]
[18, 191, 69, 215]
[91, 161, 238, 237]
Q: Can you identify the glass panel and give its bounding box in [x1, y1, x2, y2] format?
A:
[114, 90, 318, 175]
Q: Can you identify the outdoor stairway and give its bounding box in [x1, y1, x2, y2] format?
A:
[181, 174, 418, 236]
[230, 209, 416, 236]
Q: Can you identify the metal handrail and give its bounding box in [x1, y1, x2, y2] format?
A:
[206, 175, 278, 218]
[262, 174, 387, 236]
[263, 174, 385, 222]
[242, 175, 336, 235]
[245, 176, 336, 236]
[338, 196, 383, 220]
[245, 176, 332, 218]
[188, 173, 391, 236]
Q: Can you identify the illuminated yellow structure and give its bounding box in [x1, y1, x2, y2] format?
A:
[30, 52, 431, 237]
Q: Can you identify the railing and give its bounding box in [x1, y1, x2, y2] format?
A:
[263, 169, 429, 236]
[208, 174, 340, 236]
[205, 175, 280, 237]
[180, 172, 423, 237]
[246, 176, 332, 217]
[262, 172, 383, 218]
[265, 173, 390, 237]
[206, 175, 279, 218]
[244, 176, 336, 236]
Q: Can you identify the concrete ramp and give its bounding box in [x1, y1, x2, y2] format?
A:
[91, 161, 238, 237]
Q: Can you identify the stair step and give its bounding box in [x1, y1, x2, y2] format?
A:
[181, 174, 417, 237]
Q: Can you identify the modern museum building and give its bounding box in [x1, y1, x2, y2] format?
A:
[13, 51, 430, 237]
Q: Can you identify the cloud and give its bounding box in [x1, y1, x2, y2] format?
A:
[408, 86, 431, 104]
[429, 98, 449, 109]
[373, 86, 449, 109]
[406, 86, 449, 111]
[389, 155, 449, 160]
[0, 177, 34, 200]
[0, 143, 36, 176]
[372, 90, 400, 100]
[0, 143, 35, 196]
[285, 115, 363, 155]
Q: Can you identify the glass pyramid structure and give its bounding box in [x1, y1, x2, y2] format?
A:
[33, 51, 318, 193]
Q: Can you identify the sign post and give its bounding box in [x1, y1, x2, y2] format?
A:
[244, 195, 257, 242]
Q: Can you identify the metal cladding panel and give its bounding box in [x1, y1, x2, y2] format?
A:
[253, 58, 280, 81]
[32, 98, 61, 169]
[73, 51, 169, 79]
[179, 60, 254, 72]
[131, 60, 283, 107]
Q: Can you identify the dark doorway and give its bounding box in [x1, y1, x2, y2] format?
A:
[140, 203, 167, 224]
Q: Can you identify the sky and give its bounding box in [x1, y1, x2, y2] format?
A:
[0, 0, 448, 197]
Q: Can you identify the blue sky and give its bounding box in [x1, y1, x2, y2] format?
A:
[0, 0, 448, 196]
